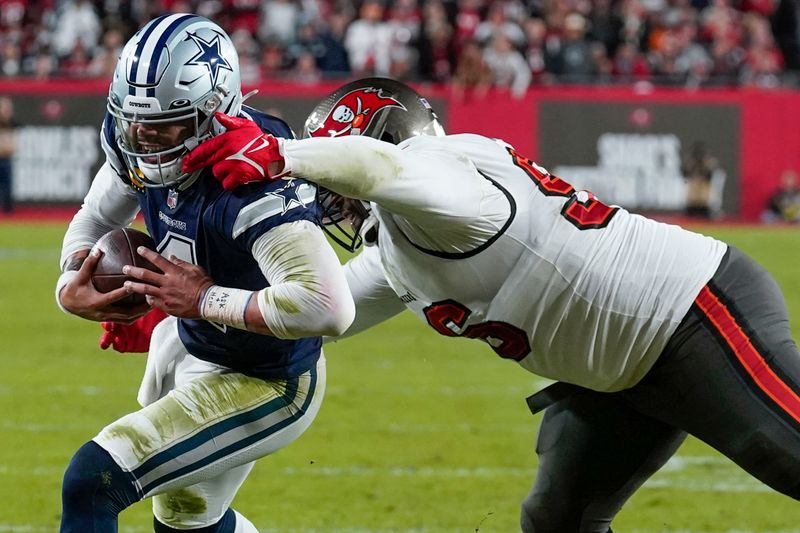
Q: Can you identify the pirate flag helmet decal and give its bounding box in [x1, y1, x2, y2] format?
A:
[304, 77, 445, 143]
[308, 86, 405, 137]
[303, 77, 446, 252]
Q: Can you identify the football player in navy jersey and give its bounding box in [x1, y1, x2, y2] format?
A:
[54, 14, 354, 533]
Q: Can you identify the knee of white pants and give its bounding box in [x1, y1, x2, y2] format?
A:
[152, 462, 255, 528]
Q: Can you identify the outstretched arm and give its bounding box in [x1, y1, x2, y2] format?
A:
[182, 113, 484, 225]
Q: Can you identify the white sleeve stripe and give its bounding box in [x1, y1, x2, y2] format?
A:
[232, 183, 317, 239]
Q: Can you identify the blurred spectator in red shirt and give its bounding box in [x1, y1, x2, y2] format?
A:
[454, 0, 484, 52]
[613, 41, 652, 81]
[225, 0, 261, 34]
[709, 31, 745, 84]
[699, 0, 741, 44]
[60, 42, 92, 78]
[260, 43, 288, 79]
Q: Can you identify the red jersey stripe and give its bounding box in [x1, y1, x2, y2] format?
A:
[695, 285, 800, 424]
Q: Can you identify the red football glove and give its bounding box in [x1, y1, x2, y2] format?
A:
[99, 307, 168, 353]
[182, 112, 288, 191]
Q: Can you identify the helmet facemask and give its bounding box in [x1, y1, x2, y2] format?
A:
[318, 188, 377, 252]
[107, 89, 226, 188]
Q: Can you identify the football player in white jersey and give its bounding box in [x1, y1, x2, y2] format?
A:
[54, 15, 354, 533]
[160, 77, 799, 531]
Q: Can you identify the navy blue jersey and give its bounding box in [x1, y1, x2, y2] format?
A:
[101, 106, 322, 379]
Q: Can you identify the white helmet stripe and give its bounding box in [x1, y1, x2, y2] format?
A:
[131, 14, 192, 92]
[128, 14, 171, 93]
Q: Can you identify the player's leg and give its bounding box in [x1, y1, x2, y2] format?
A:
[124, 352, 325, 495]
[60, 317, 182, 533]
[62, 342, 326, 531]
[152, 463, 258, 532]
[60, 440, 140, 532]
[521, 391, 686, 533]
[621, 246, 800, 498]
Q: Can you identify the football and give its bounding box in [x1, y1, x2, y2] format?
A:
[91, 227, 160, 306]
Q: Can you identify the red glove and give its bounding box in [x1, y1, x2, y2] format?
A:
[99, 307, 168, 353]
[182, 112, 288, 190]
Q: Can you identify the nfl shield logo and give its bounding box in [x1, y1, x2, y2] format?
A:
[167, 189, 179, 209]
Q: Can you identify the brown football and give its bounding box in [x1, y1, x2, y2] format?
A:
[91, 228, 160, 306]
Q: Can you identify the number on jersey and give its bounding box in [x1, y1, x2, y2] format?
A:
[423, 299, 531, 360]
[508, 147, 618, 230]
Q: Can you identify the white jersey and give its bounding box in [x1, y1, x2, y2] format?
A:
[285, 133, 727, 391]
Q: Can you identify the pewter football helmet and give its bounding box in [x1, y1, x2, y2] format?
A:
[107, 14, 242, 187]
[304, 77, 445, 251]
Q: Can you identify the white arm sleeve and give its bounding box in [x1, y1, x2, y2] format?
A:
[282, 135, 483, 223]
[333, 245, 406, 340]
[59, 162, 140, 271]
[253, 220, 355, 339]
[282, 134, 512, 253]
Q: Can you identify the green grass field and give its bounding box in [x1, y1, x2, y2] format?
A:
[2, 221, 800, 532]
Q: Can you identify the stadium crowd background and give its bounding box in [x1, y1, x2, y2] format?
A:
[2, 0, 800, 96]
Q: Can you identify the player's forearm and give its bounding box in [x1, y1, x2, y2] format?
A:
[60, 213, 117, 272]
[282, 136, 403, 203]
[60, 162, 140, 271]
[252, 221, 355, 338]
[55, 249, 91, 314]
[202, 221, 355, 338]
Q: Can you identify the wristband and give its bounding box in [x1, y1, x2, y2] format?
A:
[55, 270, 80, 314]
[199, 285, 253, 330]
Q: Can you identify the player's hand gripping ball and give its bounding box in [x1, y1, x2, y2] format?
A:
[92, 228, 161, 306]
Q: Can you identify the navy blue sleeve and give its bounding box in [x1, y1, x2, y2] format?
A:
[209, 177, 320, 253]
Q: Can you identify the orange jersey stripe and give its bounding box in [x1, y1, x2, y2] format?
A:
[695, 285, 800, 424]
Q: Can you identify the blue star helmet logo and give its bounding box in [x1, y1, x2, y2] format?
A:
[184, 31, 233, 87]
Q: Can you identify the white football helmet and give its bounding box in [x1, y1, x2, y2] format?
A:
[107, 14, 242, 187]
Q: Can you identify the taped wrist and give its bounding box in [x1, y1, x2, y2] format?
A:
[55, 270, 80, 314]
[198, 285, 253, 330]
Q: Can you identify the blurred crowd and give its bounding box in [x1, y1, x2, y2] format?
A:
[2, 0, 800, 96]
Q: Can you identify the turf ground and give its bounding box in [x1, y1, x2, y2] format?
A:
[1, 221, 800, 532]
